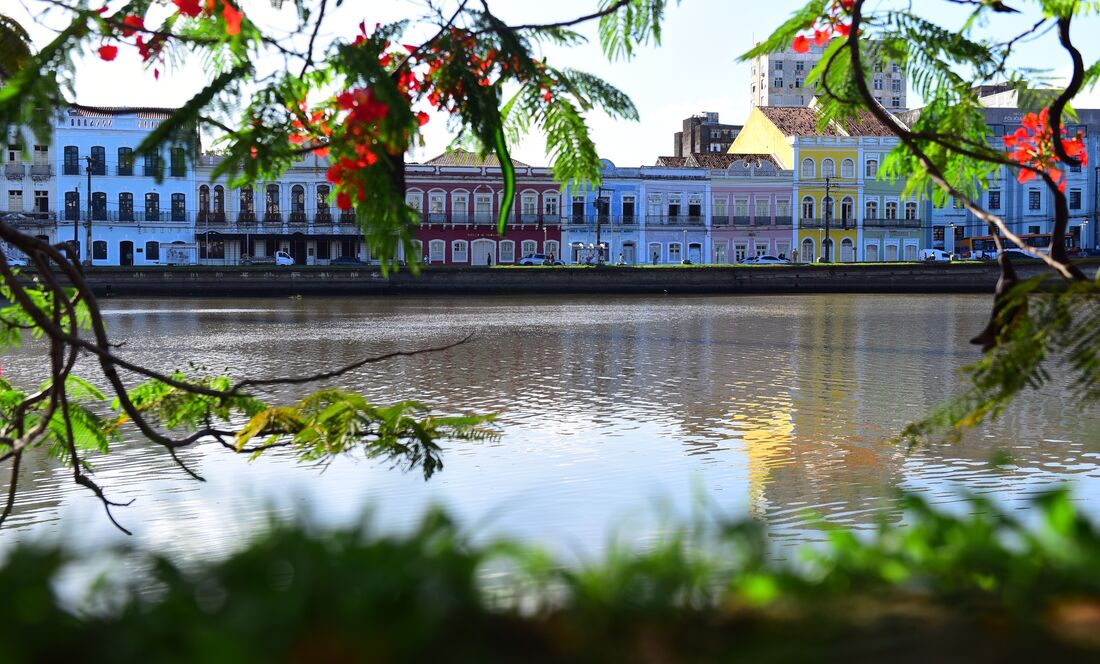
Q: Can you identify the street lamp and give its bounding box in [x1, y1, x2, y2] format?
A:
[948, 222, 956, 255]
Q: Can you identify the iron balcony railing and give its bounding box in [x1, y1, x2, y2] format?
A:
[237, 212, 257, 225]
[263, 212, 283, 225]
[63, 163, 80, 175]
[30, 164, 51, 177]
[863, 217, 922, 228]
[800, 217, 856, 229]
[4, 164, 25, 178]
[645, 214, 706, 227]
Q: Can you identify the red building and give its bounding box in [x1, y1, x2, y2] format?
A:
[409, 150, 562, 265]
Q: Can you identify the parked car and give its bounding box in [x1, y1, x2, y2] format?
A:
[331, 256, 366, 265]
[919, 249, 953, 262]
[517, 253, 561, 265]
[1001, 248, 1044, 261]
[241, 250, 295, 266]
[742, 255, 789, 265]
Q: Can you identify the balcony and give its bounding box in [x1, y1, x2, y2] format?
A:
[424, 212, 448, 224]
[117, 165, 133, 176]
[63, 164, 80, 176]
[287, 212, 308, 230]
[774, 215, 793, 227]
[5, 164, 25, 179]
[712, 215, 730, 226]
[315, 211, 333, 225]
[863, 217, 921, 228]
[30, 164, 51, 178]
[263, 212, 283, 226]
[0, 211, 55, 227]
[237, 212, 257, 226]
[730, 215, 751, 226]
[645, 215, 705, 227]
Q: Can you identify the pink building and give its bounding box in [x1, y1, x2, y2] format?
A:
[704, 154, 795, 263]
[408, 150, 563, 265]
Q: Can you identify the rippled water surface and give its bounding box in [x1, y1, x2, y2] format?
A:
[3, 294, 1100, 559]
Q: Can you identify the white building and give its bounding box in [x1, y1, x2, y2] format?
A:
[54, 105, 196, 265]
[3, 126, 55, 254]
[748, 41, 907, 112]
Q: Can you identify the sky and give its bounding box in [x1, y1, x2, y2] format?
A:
[7, 0, 1100, 166]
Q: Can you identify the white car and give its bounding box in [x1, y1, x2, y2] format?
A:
[743, 255, 790, 265]
[919, 249, 953, 262]
[517, 253, 562, 265]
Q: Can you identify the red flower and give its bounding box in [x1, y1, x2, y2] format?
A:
[792, 35, 810, 53]
[121, 14, 144, 36]
[336, 191, 352, 210]
[417, 111, 430, 126]
[97, 44, 118, 61]
[813, 29, 830, 46]
[222, 2, 243, 36]
[172, 0, 204, 17]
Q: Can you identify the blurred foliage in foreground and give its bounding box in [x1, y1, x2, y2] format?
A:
[5, 489, 1100, 662]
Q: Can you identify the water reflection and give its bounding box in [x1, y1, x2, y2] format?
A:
[3, 294, 1099, 558]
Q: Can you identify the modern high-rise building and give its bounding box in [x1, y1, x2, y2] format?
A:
[748, 41, 907, 112]
[672, 112, 742, 157]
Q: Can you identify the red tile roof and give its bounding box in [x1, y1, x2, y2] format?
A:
[654, 156, 688, 167]
[757, 106, 901, 137]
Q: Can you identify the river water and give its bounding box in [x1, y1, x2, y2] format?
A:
[3, 294, 1100, 561]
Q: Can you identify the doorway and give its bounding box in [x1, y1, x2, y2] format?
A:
[622, 242, 636, 265]
[290, 233, 307, 265]
[471, 238, 496, 265]
[120, 240, 134, 266]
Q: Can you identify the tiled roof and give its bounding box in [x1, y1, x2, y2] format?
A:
[689, 152, 781, 169]
[654, 156, 688, 167]
[70, 104, 176, 119]
[758, 106, 901, 137]
[421, 148, 529, 167]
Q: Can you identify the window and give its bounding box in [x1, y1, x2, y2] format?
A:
[266, 184, 280, 217]
[499, 240, 515, 263]
[622, 195, 635, 223]
[90, 146, 106, 175]
[891, 62, 900, 73]
[794, 78, 803, 88]
[668, 195, 680, 218]
[452, 193, 469, 222]
[988, 189, 1001, 210]
[1028, 189, 1040, 211]
[885, 201, 898, 219]
[1028, 225, 1041, 235]
[774, 77, 783, 87]
[406, 190, 423, 212]
[933, 226, 945, 242]
[199, 185, 210, 220]
[801, 157, 815, 178]
[199, 235, 224, 259]
[734, 198, 749, 219]
[117, 147, 133, 176]
[891, 79, 902, 92]
[119, 192, 133, 221]
[840, 196, 854, 222]
[545, 240, 560, 261]
[144, 152, 161, 177]
[429, 239, 445, 262]
[172, 193, 186, 222]
[713, 197, 728, 219]
[170, 148, 186, 177]
[428, 192, 445, 219]
[865, 159, 878, 178]
[451, 240, 468, 262]
[904, 201, 917, 220]
[34, 190, 48, 213]
[543, 193, 559, 218]
[1070, 189, 1082, 210]
[64, 191, 79, 220]
[865, 200, 878, 219]
[776, 199, 790, 217]
[91, 192, 106, 220]
[92, 240, 107, 260]
[33, 145, 48, 166]
[240, 185, 254, 214]
[316, 185, 330, 219]
[475, 194, 492, 222]
[291, 185, 305, 219]
[821, 158, 836, 178]
[571, 194, 585, 222]
[801, 196, 815, 220]
[63, 146, 79, 175]
[521, 240, 538, 256]
[734, 242, 747, 263]
[955, 225, 965, 241]
[841, 159, 855, 178]
[892, 97, 900, 107]
[754, 197, 769, 221]
[145, 192, 159, 221]
[145, 241, 159, 262]
[8, 190, 22, 211]
[795, 61, 804, 72]
[668, 243, 682, 262]
[774, 61, 783, 71]
[873, 78, 883, 90]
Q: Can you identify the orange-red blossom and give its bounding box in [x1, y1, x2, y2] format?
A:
[1003, 107, 1088, 192]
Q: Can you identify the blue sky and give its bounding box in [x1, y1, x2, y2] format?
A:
[9, 0, 1100, 166]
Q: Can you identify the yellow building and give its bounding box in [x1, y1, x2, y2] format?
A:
[729, 106, 897, 263]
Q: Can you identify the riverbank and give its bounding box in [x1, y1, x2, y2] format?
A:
[57, 260, 1089, 297]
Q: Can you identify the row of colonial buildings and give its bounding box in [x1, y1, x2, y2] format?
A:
[1, 101, 1096, 266]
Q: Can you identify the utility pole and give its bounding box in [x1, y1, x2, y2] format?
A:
[823, 176, 832, 262]
[72, 184, 80, 260]
[83, 155, 93, 266]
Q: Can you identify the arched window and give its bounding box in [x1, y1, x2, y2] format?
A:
[199, 185, 210, 221]
[170, 147, 186, 177]
[499, 240, 516, 262]
[145, 241, 160, 262]
[904, 201, 917, 220]
[451, 240, 468, 262]
[840, 238, 855, 263]
[822, 158, 836, 178]
[213, 186, 225, 216]
[91, 192, 106, 220]
[171, 193, 186, 222]
[840, 196, 854, 223]
[800, 158, 815, 178]
[545, 240, 560, 260]
[290, 185, 305, 222]
[801, 196, 815, 220]
[265, 184, 280, 221]
[801, 238, 815, 263]
[239, 185, 254, 221]
[63, 146, 79, 175]
[316, 184, 331, 221]
[841, 158, 855, 178]
[885, 201, 898, 219]
[865, 159, 878, 178]
[521, 240, 538, 257]
[865, 200, 878, 220]
[90, 146, 106, 175]
[118, 147, 134, 176]
[92, 240, 107, 260]
[144, 192, 159, 221]
[428, 239, 445, 262]
[119, 192, 133, 222]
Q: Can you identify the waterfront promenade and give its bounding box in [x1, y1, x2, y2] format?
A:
[62, 260, 1080, 297]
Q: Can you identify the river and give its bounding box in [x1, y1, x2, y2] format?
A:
[3, 294, 1099, 562]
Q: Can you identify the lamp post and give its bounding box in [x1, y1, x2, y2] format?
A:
[1082, 219, 1090, 251]
[948, 222, 956, 255]
[83, 155, 93, 265]
[822, 176, 832, 262]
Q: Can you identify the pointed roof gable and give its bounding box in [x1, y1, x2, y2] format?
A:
[420, 148, 529, 167]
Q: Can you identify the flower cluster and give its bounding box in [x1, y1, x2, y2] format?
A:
[792, 0, 853, 53]
[96, 1, 244, 79]
[1002, 107, 1088, 191]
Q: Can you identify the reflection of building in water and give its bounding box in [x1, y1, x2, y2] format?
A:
[727, 396, 795, 517]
